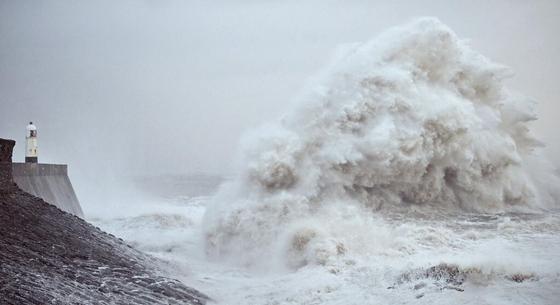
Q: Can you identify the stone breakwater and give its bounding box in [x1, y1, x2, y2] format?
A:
[0, 138, 208, 305]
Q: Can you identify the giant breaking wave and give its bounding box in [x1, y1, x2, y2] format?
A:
[203, 18, 559, 269]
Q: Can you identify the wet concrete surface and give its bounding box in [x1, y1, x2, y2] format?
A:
[0, 186, 208, 305]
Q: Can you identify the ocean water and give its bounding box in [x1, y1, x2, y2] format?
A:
[91, 18, 560, 304]
[89, 177, 560, 305]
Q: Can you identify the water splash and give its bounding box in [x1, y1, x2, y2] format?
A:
[203, 18, 559, 269]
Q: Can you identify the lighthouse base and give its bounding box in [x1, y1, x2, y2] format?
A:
[12, 163, 83, 218]
[25, 157, 38, 163]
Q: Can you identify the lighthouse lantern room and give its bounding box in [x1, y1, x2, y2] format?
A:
[25, 122, 38, 163]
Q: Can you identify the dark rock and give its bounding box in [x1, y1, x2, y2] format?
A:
[424, 263, 466, 286]
[507, 273, 536, 283]
[396, 263, 468, 287]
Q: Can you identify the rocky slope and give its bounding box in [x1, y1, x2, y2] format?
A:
[0, 138, 208, 305]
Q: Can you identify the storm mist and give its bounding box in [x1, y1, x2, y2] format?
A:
[1, 0, 559, 214]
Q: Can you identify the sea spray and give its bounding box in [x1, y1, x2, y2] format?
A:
[202, 18, 559, 269]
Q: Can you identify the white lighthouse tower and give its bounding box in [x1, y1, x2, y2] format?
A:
[25, 122, 38, 163]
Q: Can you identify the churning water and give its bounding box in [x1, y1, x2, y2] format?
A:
[91, 18, 560, 305]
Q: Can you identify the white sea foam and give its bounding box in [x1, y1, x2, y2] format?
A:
[202, 18, 559, 270]
[91, 18, 560, 305]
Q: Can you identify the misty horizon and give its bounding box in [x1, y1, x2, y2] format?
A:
[2, 1, 559, 179]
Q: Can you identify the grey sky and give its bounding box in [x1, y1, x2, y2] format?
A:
[1, 0, 559, 194]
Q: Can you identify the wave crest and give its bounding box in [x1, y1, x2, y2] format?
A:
[203, 18, 558, 268]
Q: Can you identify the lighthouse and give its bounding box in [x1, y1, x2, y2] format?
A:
[25, 122, 38, 163]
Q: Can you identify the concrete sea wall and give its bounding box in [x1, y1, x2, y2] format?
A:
[12, 163, 84, 218]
